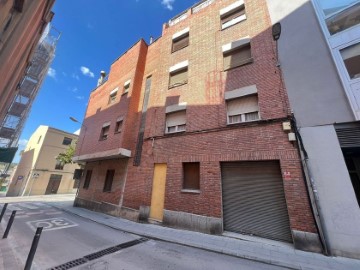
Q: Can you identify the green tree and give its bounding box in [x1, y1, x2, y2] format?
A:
[57, 142, 76, 164]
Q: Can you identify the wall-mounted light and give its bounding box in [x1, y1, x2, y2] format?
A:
[272, 22, 282, 41]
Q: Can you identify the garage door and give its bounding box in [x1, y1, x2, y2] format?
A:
[221, 161, 292, 242]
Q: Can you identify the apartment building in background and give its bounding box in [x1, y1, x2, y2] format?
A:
[73, 0, 322, 253]
[7, 126, 80, 196]
[0, 0, 58, 166]
[266, 0, 360, 259]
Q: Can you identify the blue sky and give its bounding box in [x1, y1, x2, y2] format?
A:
[15, 0, 200, 162]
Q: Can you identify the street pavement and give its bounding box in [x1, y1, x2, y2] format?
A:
[0, 198, 287, 270]
[1, 194, 360, 270]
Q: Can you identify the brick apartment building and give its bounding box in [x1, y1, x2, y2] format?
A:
[73, 0, 321, 252]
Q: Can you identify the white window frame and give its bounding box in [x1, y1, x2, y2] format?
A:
[220, 0, 246, 30]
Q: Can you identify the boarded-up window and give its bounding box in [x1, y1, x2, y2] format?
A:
[169, 68, 188, 88]
[221, 4, 246, 29]
[227, 95, 259, 124]
[166, 110, 186, 134]
[103, 169, 115, 192]
[223, 43, 252, 70]
[83, 170, 92, 189]
[99, 124, 110, 140]
[183, 162, 200, 190]
[172, 33, 189, 53]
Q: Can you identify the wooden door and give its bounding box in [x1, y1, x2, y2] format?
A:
[149, 164, 167, 221]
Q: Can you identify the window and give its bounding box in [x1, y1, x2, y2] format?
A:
[183, 162, 200, 190]
[115, 119, 123, 133]
[73, 179, 80, 189]
[172, 32, 189, 53]
[227, 95, 260, 124]
[340, 42, 360, 80]
[55, 160, 64, 170]
[344, 155, 360, 207]
[83, 170, 92, 189]
[223, 42, 252, 70]
[123, 80, 131, 94]
[103, 169, 115, 192]
[318, 0, 357, 16]
[169, 68, 188, 88]
[108, 87, 118, 104]
[326, 2, 360, 35]
[99, 124, 110, 140]
[165, 110, 186, 134]
[62, 137, 72, 145]
[169, 61, 189, 88]
[220, 1, 246, 30]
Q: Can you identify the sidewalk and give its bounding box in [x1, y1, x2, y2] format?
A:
[49, 201, 360, 270]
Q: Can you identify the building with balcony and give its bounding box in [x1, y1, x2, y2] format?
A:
[7, 126, 80, 196]
[73, 0, 321, 253]
[266, 0, 360, 259]
[0, 0, 58, 170]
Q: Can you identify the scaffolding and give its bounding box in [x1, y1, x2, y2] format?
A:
[0, 25, 60, 178]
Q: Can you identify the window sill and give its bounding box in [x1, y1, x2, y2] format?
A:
[168, 82, 187, 89]
[224, 57, 253, 71]
[114, 131, 122, 134]
[171, 44, 189, 54]
[122, 91, 128, 96]
[221, 15, 247, 30]
[103, 190, 112, 193]
[181, 189, 200, 194]
[227, 118, 261, 126]
[165, 130, 186, 135]
[99, 138, 108, 141]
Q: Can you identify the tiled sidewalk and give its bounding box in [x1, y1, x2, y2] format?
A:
[49, 201, 360, 270]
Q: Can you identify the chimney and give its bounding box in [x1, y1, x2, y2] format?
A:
[97, 71, 106, 86]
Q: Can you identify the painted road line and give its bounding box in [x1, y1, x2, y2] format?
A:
[26, 217, 78, 232]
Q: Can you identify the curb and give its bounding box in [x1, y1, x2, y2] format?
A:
[49, 203, 304, 270]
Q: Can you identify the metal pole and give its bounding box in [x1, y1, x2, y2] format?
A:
[0, 203, 8, 223]
[24, 227, 43, 270]
[2, 210, 16, 238]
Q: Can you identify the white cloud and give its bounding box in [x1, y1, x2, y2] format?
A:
[161, 0, 174, 10]
[80, 66, 95, 78]
[76, 96, 84, 100]
[18, 139, 28, 147]
[47, 68, 56, 79]
[72, 73, 80, 80]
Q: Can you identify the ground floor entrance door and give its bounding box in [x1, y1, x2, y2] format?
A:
[221, 161, 292, 242]
[45, 174, 62, 195]
[149, 163, 167, 222]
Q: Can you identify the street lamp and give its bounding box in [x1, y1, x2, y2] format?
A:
[69, 116, 87, 196]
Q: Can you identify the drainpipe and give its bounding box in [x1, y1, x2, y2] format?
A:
[291, 115, 330, 255]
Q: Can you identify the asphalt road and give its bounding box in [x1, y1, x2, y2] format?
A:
[0, 201, 288, 270]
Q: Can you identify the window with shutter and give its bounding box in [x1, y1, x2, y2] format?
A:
[223, 43, 252, 70]
[183, 162, 200, 190]
[172, 33, 189, 53]
[169, 68, 188, 88]
[108, 88, 118, 104]
[165, 110, 186, 134]
[227, 95, 260, 124]
[99, 124, 110, 140]
[220, 1, 246, 29]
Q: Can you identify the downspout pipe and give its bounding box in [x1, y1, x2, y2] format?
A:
[291, 115, 331, 255]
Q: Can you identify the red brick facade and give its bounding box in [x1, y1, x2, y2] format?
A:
[76, 0, 318, 242]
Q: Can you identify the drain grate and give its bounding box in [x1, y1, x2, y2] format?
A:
[48, 237, 148, 270]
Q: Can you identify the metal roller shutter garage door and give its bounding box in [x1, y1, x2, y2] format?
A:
[221, 161, 292, 242]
